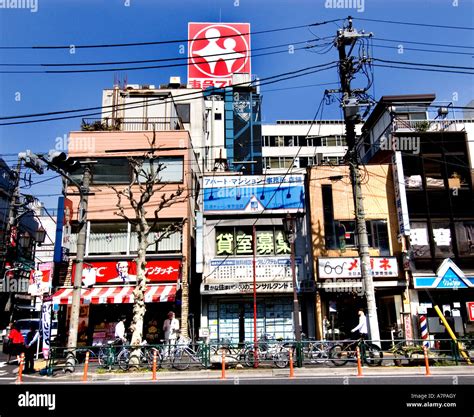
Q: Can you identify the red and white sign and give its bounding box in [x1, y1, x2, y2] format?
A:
[72, 259, 181, 285]
[29, 262, 53, 296]
[467, 302, 474, 321]
[318, 257, 399, 279]
[188, 22, 251, 89]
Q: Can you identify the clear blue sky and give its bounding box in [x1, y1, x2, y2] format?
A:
[0, 0, 473, 209]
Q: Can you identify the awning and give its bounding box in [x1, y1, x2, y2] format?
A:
[52, 285, 176, 305]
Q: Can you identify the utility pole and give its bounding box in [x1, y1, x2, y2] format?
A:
[335, 17, 381, 345]
[65, 164, 91, 369]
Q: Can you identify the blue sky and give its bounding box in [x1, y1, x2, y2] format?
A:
[0, 0, 473, 209]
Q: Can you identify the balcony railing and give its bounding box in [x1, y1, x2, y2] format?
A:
[81, 117, 184, 132]
[392, 118, 460, 133]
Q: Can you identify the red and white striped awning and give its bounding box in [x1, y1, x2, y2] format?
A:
[52, 285, 176, 305]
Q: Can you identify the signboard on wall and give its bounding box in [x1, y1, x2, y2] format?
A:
[28, 262, 53, 296]
[392, 151, 411, 236]
[71, 259, 181, 285]
[203, 175, 305, 214]
[205, 257, 302, 282]
[188, 22, 251, 89]
[467, 302, 474, 321]
[413, 259, 474, 289]
[201, 280, 294, 295]
[54, 197, 73, 263]
[318, 257, 399, 279]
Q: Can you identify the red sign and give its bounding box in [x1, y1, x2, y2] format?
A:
[188, 22, 251, 89]
[72, 259, 181, 285]
[467, 302, 474, 321]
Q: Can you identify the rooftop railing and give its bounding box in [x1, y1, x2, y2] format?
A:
[81, 117, 184, 132]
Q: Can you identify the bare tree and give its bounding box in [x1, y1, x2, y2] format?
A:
[111, 132, 187, 369]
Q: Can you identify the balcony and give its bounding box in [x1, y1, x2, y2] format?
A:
[392, 118, 461, 133]
[81, 117, 184, 132]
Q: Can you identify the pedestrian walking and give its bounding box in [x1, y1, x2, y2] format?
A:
[351, 309, 368, 340]
[8, 323, 25, 364]
[114, 316, 127, 345]
[163, 311, 179, 355]
[24, 326, 40, 373]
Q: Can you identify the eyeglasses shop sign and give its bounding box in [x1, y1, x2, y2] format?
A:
[318, 257, 399, 279]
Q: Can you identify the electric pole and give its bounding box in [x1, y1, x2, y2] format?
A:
[335, 17, 381, 345]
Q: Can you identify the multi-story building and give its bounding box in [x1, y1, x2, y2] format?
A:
[360, 94, 474, 341]
[307, 164, 405, 344]
[51, 105, 200, 345]
[261, 120, 363, 173]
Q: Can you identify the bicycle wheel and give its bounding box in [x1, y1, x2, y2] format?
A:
[308, 343, 329, 364]
[273, 348, 289, 368]
[117, 349, 130, 371]
[363, 343, 383, 367]
[173, 349, 191, 371]
[146, 348, 161, 370]
[244, 349, 258, 367]
[329, 344, 350, 366]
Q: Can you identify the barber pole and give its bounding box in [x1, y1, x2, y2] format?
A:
[420, 315, 429, 348]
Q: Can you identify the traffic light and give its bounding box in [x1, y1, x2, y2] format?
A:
[18, 150, 44, 174]
[47, 151, 80, 173]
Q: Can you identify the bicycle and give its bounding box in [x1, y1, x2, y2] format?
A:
[243, 334, 290, 368]
[172, 336, 208, 371]
[115, 341, 158, 371]
[329, 338, 383, 366]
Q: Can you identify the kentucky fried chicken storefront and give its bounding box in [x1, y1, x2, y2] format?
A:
[51, 258, 181, 346]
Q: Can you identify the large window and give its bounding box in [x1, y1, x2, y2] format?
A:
[137, 157, 184, 183]
[176, 103, 190, 123]
[215, 227, 291, 256]
[455, 222, 474, 257]
[93, 158, 131, 184]
[329, 219, 390, 254]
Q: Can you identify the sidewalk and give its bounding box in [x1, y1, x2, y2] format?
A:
[23, 364, 474, 382]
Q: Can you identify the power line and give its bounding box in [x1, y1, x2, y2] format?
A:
[354, 17, 474, 31]
[0, 38, 324, 67]
[0, 19, 343, 50]
[373, 58, 474, 71]
[0, 62, 338, 125]
[373, 37, 474, 50]
[373, 64, 474, 75]
[372, 43, 474, 56]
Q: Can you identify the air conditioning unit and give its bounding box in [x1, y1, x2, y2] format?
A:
[126, 84, 140, 90]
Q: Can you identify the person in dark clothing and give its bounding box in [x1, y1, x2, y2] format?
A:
[24, 326, 39, 373]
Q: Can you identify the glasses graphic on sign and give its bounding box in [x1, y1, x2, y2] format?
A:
[323, 262, 347, 275]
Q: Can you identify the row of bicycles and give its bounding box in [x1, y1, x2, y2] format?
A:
[50, 333, 473, 373]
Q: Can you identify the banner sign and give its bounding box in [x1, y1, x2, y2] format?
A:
[467, 302, 474, 322]
[72, 259, 181, 285]
[54, 197, 73, 263]
[188, 22, 251, 89]
[41, 299, 52, 360]
[28, 262, 53, 296]
[203, 175, 305, 213]
[205, 257, 302, 282]
[318, 257, 399, 279]
[392, 151, 411, 236]
[201, 280, 294, 295]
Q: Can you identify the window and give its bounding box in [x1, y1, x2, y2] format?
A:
[215, 227, 290, 256]
[455, 222, 474, 257]
[93, 158, 130, 184]
[176, 103, 190, 123]
[432, 221, 454, 257]
[88, 222, 128, 255]
[330, 220, 390, 253]
[214, 113, 222, 120]
[137, 157, 184, 183]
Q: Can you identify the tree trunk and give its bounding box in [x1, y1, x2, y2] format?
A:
[129, 226, 148, 370]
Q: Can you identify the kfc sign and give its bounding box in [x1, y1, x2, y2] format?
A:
[188, 22, 251, 89]
[467, 302, 474, 322]
[28, 262, 53, 296]
[72, 259, 181, 285]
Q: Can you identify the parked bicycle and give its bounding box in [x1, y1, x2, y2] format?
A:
[329, 338, 383, 366]
[243, 334, 291, 368]
[172, 336, 208, 371]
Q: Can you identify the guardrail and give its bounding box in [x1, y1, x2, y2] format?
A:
[41, 337, 473, 375]
[81, 117, 184, 132]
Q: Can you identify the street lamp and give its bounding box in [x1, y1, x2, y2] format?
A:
[283, 213, 302, 342]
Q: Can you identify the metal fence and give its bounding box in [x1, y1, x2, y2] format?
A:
[41, 337, 473, 376]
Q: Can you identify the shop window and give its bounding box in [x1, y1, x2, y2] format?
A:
[92, 158, 130, 184]
[137, 157, 184, 183]
[455, 222, 474, 257]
